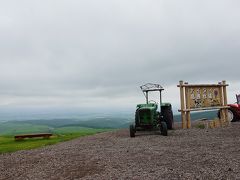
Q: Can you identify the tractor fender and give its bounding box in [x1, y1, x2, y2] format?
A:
[229, 104, 239, 108]
[161, 103, 172, 107]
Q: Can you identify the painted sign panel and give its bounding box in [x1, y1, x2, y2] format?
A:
[186, 87, 222, 109]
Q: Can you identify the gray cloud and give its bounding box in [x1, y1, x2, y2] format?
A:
[0, 0, 240, 109]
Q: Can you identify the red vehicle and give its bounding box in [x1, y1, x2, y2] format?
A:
[221, 94, 240, 122]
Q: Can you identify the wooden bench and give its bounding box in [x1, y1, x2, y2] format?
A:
[14, 133, 53, 141]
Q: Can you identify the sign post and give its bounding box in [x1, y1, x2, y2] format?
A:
[178, 80, 229, 128]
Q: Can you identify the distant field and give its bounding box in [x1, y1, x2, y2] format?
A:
[0, 128, 110, 154]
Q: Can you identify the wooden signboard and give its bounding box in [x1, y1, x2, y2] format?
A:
[187, 87, 221, 109]
[178, 80, 229, 129]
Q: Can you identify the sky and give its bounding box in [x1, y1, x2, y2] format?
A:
[0, 0, 240, 112]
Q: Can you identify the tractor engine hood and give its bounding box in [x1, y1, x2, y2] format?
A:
[136, 103, 158, 111]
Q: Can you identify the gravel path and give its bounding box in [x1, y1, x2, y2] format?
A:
[1, 123, 240, 180]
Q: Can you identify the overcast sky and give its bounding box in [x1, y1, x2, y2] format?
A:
[0, 0, 240, 111]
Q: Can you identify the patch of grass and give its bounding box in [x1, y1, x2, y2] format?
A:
[196, 124, 205, 129]
[0, 128, 110, 154]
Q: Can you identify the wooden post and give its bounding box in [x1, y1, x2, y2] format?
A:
[179, 81, 186, 129]
[222, 80, 229, 125]
[218, 84, 225, 126]
[185, 87, 191, 128]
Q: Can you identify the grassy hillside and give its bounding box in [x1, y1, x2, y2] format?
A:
[0, 116, 114, 154]
[0, 110, 219, 135]
[0, 128, 109, 154]
[173, 110, 218, 122]
[0, 118, 130, 135]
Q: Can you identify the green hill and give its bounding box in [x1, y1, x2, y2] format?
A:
[0, 110, 219, 135]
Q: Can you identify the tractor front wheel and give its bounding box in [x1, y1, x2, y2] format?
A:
[130, 124, 135, 137]
[160, 121, 168, 136]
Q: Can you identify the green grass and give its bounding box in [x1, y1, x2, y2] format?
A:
[196, 123, 205, 129]
[0, 128, 110, 154]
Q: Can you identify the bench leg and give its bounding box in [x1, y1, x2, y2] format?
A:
[43, 136, 50, 139]
[15, 137, 24, 141]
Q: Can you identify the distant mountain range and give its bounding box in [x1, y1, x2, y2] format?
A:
[0, 110, 219, 135]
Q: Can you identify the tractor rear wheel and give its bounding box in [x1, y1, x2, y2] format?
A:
[130, 124, 135, 137]
[227, 109, 238, 122]
[218, 108, 238, 122]
[161, 106, 174, 130]
[160, 121, 168, 136]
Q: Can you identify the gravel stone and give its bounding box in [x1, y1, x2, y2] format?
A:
[1, 123, 240, 179]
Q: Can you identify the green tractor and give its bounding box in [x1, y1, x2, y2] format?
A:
[130, 83, 174, 137]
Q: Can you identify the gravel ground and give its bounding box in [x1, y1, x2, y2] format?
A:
[1, 123, 240, 180]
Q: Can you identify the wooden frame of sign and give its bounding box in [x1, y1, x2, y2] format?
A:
[177, 80, 229, 129]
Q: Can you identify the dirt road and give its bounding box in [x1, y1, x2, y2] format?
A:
[1, 123, 240, 180]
